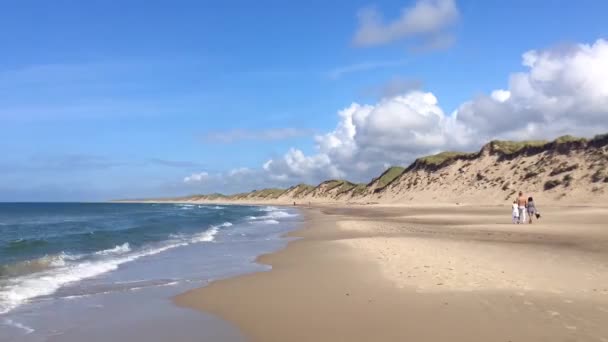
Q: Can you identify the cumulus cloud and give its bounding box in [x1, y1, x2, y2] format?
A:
[456, 39, 608, 140]
[353, 0, 459, 49]
[202, 128, 313, 143]
[183, 39, 608, 190]
[262, 91, 469, 183]
[260, 39, 608, 185]
[183, 172, 209, 183]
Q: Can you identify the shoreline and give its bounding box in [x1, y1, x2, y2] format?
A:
[175, 204, 608, 342]
[0, 203, 301, 342]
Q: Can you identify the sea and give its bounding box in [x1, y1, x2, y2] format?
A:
[0, 202, 301, 341]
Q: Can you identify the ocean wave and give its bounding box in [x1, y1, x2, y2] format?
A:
[263, 211, 297, 219]
[250, 219, 279, 225]
[196, 205, 225, 210]
[94, 243, 131, 256]
[258, 206, 279, 212]
[127, 280, 180, 292]
[190, 222, 229, 243]
[55, 279, 181, 300]
[0, 252, 80, 278]
[247, 209, 297, 221]
[0, 222, 229, 315]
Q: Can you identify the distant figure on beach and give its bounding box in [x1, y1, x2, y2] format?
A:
[512, 200, 519, 224]
[516, 191, 527, 224]
[527, 197, 539, 224]
[293, 201, 296, 206]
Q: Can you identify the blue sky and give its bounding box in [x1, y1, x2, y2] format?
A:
[1, 0, 607, 201]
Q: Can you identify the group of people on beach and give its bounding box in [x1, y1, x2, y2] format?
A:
[512, 191, 540, 224]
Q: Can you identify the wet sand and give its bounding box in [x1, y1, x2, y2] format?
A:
[175, 205, 608, 341]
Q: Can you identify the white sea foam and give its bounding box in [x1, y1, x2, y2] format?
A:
[94, 243, 131, 256]
[199, 205, 225, 210]
[45, 253, 82, 267]
[2, 318, 34, 334]
[0, 253, 82, 278]
[190, 222, 231, 243]
[263, 211, 296, 219]
[0, 222, 229, 315]
[128, 280, 180, 292]
[258, 206, 279, 212]
[250, 219, 280, 225]
[247, 209, 297, 221]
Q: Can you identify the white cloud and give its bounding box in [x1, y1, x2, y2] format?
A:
[182, 39, 608, 190]
[327, 60, 408, 79]
[456, 39, 608, 140]
[263, 148, 345, 183]
[353, 0, 459, 48]
[260, 39, 608, 185]
[490, 89, 511, 102]
[228, 167, 252, 177]
[262, 160, 273, 171]
[260, 91, 467, 183]
[183, 172, 209, 183]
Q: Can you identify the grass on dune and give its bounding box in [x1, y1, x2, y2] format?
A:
[250, 188, 286, 198]
[417, 151, 475, 166]
[554, 135, 587, 144]
[351, 184, 368, 196]
[372, 166, 405, 187]
[291, 184, 315, 197]
[489, 140, 548, 155]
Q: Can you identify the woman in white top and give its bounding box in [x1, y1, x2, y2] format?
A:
[512, 201, 519, 224]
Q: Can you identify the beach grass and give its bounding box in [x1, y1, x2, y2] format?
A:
[417, 151, 475, 166]
[490, 140, 548, 155]
[373, 166, 405, 187]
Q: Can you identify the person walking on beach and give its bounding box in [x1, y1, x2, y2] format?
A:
[512, 200, 520, 224]
[516, 191, 527, 224]
[526, 197, 538, 224]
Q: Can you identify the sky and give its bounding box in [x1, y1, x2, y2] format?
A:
[1, 0, 607, 201]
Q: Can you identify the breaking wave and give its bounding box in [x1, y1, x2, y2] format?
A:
[0, 222, 230, 315]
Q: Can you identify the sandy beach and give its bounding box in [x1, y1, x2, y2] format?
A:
[175, 204, 608, 341]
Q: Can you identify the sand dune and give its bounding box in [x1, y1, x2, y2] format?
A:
[142, 133, 608, 206]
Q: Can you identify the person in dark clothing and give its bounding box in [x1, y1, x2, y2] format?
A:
[526, 197, 539, 224]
